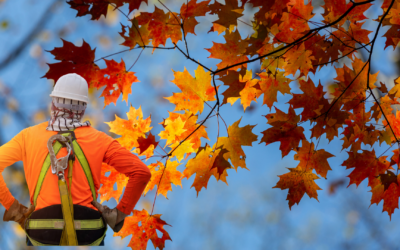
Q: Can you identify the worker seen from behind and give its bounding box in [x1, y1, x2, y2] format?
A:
[0, 73, 151, 246]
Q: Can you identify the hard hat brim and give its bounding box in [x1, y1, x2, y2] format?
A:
[50, 90, 89, 103]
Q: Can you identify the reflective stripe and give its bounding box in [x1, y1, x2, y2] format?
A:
[26, 225, 107, 246]
[33, 141, 63, 206]
[71, 140, 96, 200]
[27, 218, 104, 230]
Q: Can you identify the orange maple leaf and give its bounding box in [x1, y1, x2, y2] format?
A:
[183, 144, 229, 195]
[206, 30, 249, 70]
[180, 0, 210, 36]
[275, 0, 314, 43]
[274, 166, 322, 209]
[159, 111, 209, 158]
[137, 6, 181, 49]
[214, 118, 258, 170]
[106, 106, 152, 150]
[143, 160, 182, 198]
[294, 140, 334, 178]
[98, 163, 129, 203]
[115, 209, 171, 250]
[283, 43, 315, 77]
[238, 70, 261, 111]
[220, 68, 247, 105]
[258, 71, 291, 110]
[288, 78, 328, 122]
[342, 150, 392, 187]
[333, 58, 378, 111]
[370, 171, 400, 219]
[165, 66, 217, 114]
[120, 19, 151, 48]
[208, 0, 243, 29]
[95, 59, 140, 107]
[260, 107, 305, 157]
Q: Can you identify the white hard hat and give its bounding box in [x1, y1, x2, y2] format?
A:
[50, 73, 89, 103]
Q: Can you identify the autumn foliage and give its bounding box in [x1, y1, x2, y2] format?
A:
[43, 0, 400, 248]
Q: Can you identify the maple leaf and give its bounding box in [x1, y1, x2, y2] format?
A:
[110, 0, 148, 14]
[288, 78, 328, 121]
[382, 24, 400, 50]
[260, 107, 305, 157]
[134, 132, 159, 159]
[311, 101, 350, 141]
[43, 39, 100, 85]
[120, 19, 151, 48]
[214, 118, 258, 170]
[106, 106, 152, 150]
[387, 77, 400, 98]
[245, 23, 271, 57]
[183, 144, 229, 195]
[370, 95, 396, 122]
[165, 66, 217, 114]
[95, 59, 140, 107]
[342, 150, 392, 187]
[275, 0, 314, 43]
[208, 0, 244, 29]
[294, 140, 334, 178]
[137, 6, 181, 49]
[159, 111, 209, 154]
[341, 110, 379, 153]
[333, 58, 378, 111]
[238, 70, 261, 111]
[274, 166, 322, 209]
[283, 43, 315, 77]
[98, 163, 129, 203]
[143, 160, 182, 198]
[258, 71, 291, 110]
[67, 0, 148, 20]
[115, 209, 171, 250]
[206, 30, 249, 70]
[220, 68, 247, 105]
[383, 111, 400, 142]
[67, 0, 109, 20]
[370, 171, 400, 219]
[180, 0, 210, 36]
[158, 116, 187, 147]
[331, 22, 372, 56]
[321, 0, 347, 24]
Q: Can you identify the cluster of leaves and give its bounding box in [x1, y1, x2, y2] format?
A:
[43, 0, 400, 249]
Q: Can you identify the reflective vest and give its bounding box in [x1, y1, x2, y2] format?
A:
[24, 130, 107, 246]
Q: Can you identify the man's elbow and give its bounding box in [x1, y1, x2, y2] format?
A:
[142, 163, 151, 182]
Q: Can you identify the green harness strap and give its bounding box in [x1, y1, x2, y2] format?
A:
[32, 140, 63, 207]
[27, 131, 105, 246]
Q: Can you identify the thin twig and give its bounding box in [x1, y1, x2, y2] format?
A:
[128, 48, 144, 71]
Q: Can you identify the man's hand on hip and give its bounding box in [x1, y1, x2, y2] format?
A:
[3, 199, 35, 229]
[91, 200, 128, 233]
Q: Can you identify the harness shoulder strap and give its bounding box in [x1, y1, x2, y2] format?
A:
[71, 139, 96, 201]
[33, 130, 97, 206]
[33, 141, 63, 206]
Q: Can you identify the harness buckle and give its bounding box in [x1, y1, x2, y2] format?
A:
[47, 134, 73, 176]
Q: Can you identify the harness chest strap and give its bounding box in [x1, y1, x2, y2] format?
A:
[26, 131, 106, 246]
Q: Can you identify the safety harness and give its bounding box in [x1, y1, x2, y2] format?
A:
[24, 130, 107, 246]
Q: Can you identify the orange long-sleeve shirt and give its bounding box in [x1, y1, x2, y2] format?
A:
[0, 122, 151, 215]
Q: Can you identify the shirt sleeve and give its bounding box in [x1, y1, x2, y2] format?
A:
[103, 140, 151, 215]
[0, 130, 25, 210]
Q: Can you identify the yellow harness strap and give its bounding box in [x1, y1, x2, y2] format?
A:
[59, 168, 78, 246]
